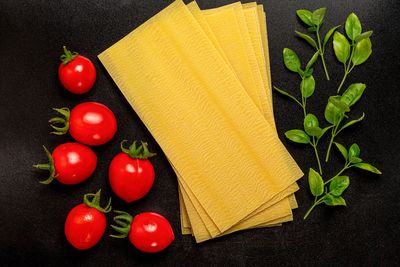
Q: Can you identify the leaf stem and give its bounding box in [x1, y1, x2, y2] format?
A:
[324, 163, 350, 185]
[316, 29, 330, 80]
[311, 137, 323, 174]
[337, 69, 348, 93]
[303, 196, 325, 220]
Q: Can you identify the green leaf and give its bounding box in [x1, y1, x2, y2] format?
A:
[306, 51, 320, 70]
[303, 67, 314, 77]
[295, 31, 318, 49]
[311, 7, 327, 26]
[283, 48, 301, 72]
[329, 176, 350, 196]
[328, 96, 350, 112]
[285, 129, 310, 144]
[333, 31, 351, 63]
[296, 9, 314, 26]
[300, 75, 316, 99]
[323, 25, 341, 47]
[348, 143, 361, 159]
[352, 38, 372, 65]
[334, 142, 348, 160]
[324, 101, 344, 125]
[341, 83, 366, 107]
[318, 125, 333, 139]
[304, 114, 321, 136]
[308, 168, 324, 197]
[353, 163, 382, 174]
[345, 13, 362, 40]
[273, 86, 302, 106]
[355, 31, 373, 42]
[324, 194, 347, 206]
[338, 113, 365, 133]
[308, 26, 317, 32]
[349, 157, 363, 163]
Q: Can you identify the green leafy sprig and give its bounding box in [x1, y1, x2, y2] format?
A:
[333, 13, 373, 93]
[273, 8, 381, 220]
[296, 8, 340, 80]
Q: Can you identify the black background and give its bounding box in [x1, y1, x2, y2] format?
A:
[1, 0, 399, 266]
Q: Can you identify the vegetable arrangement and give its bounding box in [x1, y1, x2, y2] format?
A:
[274, 9, 381, 219]
[33, 47, 174, 252]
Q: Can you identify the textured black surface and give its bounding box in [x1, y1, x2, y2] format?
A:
[1, 0, 399, 266]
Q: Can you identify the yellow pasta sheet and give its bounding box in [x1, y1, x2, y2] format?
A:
[179, 2, 299, 240]
[99, 0, 302, 241]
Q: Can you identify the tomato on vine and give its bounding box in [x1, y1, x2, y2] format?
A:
[33, 142, 97, 185]
[58, 46, 96, 94]
[49, 102, 117, 146]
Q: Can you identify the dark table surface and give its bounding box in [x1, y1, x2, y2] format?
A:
[1, 0, 399, 266]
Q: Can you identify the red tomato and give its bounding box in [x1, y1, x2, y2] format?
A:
[58, 46, 96, 94]
[129, 212, 175, 253]
[108, 141, 156, 203]
[65, 190, 111, 250]
[49, 102, 117, 146]
[33, 142, 97, 185]
[111, 211, 174, 253]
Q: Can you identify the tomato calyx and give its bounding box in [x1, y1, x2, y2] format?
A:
[110, 210, 133, 238]
[83, 189, 112, 214]
[32, 145, 57, 184]
[49, 107, 70, 135]
[120, 140, 156, 159]
[60, 46, 79, 65]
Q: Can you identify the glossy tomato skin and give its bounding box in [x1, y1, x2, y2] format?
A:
[109, 153, 155, 203]
[58, 55, 96, 94]
[69, 102, 117, 146]
[52, 142, 97, 185]
[65, 204, 106, 250]
[128, 212, 174, 253]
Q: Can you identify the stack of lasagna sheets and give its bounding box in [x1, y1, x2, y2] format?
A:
[99, 0, 303, 243]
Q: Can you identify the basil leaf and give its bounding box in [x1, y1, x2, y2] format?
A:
[283, 48, 301, 72]
[349, 157, 363, 163]
[339, 113, 365, 133]
[323, 25, 341, 47]
[341, 83, 366, 107]
[352, 38, 372, 65]
[329, 176, 350, 196]
[308, 168, 324, 197]
[304, 114, 321, 136]
[355, 31, 373, 42]
[308, 26, 317, 33]
[333, 32, 351, 63]
[273, 86, 302, 106]
[301, 75, 316, 99]
[303, 67, 314, 77]
[328, 96, 350, 112]
[324, 194, 347, 206]
[348, 143, 360, 160]
[318, 125, 333, 139]
[311, 7, 327, 26]
[306, 51, 320, 70]
[285, 129, 310, 144]
[353, 163, 382, 174]
[296, 9, 314, 26]
[324, 101, 344, 125]
[345, 13, 362, 40]
[295, 31, 318, 49]
[334, 142, 348, 160]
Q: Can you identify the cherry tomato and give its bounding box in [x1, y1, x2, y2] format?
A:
[58, 46, 96, 94]
[109, 140, 156, 203]
[65, 190, 111, 250]
[111, 211, 174, 253]
[33, 142, 97, 185]
[49, 102, 117, 146]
